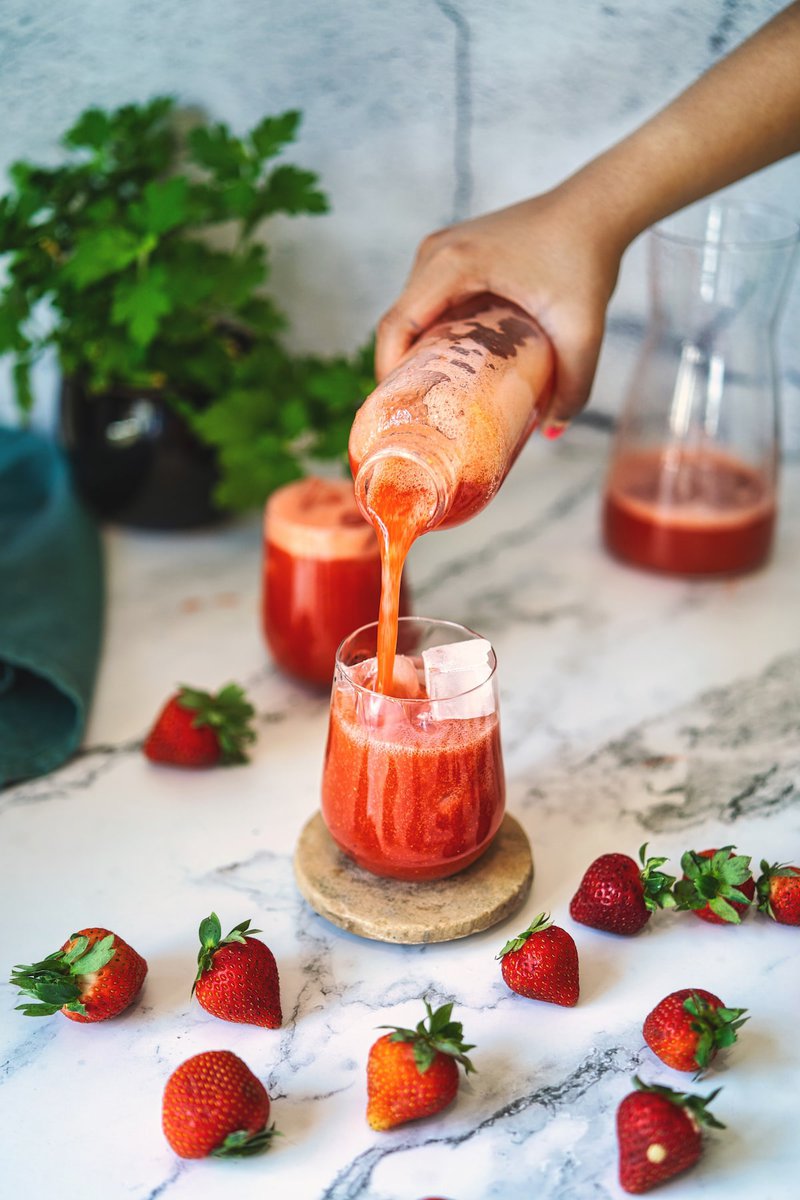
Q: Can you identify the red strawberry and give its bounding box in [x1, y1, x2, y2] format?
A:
[643, 988, 748, 1073]
[162, 1050, 276, 1159]
[569, 843, 675, 935]
[756, 860, 800, 925]
[144, 683, 256, 767]
[193, 913, 281, 1029]
[496, 912, 579, 1006]
[673, 847, 755, 924]
[367, 1000, 476, 1131]
[617, 1077, 724, 1194]
[10, 927, 147, 1022]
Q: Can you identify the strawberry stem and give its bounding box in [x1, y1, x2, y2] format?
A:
[177, 683, 256, 765]
[756, 860, 798, 918]
[377, 998, 476, 1076]
[682, 992, 748, 1071]
[10, 933, 115, 1017]
[638, 843, 677, 912]
[673, 847, 753, 923]
[632, 1075, 726, 1129]
[211, 1124, 280, 1157]
[496, 912, 552, 959]
[192, 912, 262, 994]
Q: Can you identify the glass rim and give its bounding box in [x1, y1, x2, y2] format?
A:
[335, 615, 497, 705]
[652, 199, 800, 252]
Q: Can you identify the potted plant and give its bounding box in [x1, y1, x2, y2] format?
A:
[0, 97, 373, 527]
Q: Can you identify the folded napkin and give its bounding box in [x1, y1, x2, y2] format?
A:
[0, 427, 104, 787]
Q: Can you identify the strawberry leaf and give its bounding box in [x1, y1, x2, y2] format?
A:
[379, 999, 476, 1076]
[707, 896, 741, 923]
[177, 683, 256, 765]
[632, 1076, 725, 1129]
[69, 933, 116, 976]
[211, 1124, 279, 1158]
[193, 912, 262, 992]
[496, 912, 551, 959]
[639, 843, 677, 911]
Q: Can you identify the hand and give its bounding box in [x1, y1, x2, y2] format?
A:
[375, 184, 627, 430]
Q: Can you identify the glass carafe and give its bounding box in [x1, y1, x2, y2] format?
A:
[603, 200, 799, 577]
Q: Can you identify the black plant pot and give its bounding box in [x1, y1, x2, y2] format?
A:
[60, 378, 225, 530]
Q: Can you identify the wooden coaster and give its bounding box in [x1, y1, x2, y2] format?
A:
[293, 812, 533, 944]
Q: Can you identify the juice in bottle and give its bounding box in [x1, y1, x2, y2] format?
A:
[603, 446, 776, 576]
[263, 477, 408, 686]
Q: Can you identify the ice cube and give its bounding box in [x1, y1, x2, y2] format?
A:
[390, 654, 423, 700]
[422, 639, 495, 720]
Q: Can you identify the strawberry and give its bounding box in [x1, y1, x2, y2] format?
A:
[643, 988, 748, 1073]
[192, 912, 281, 1029]
[617, 1077, 724, 1194]
[144, 683, 256, 767]
[366, 999, 476, 1131]
[496, 912, 579, 1006]
[756, 860, 800, 925]
[569, 843, 675, 935]
[162, 1050, 276, 1158]
[673, 846, 755, 924]
[10, 927, 147, 1021]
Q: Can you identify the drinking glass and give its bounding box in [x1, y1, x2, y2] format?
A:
[603, 200, 799, 577]
[321, 616, 505, 881]
[262, 477, 409, 687]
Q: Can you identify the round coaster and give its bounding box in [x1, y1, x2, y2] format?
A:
[293, 812, 533, 944]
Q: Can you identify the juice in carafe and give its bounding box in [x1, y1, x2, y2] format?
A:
[603, 446, 776, 576]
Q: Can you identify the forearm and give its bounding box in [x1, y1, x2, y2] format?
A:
[561, 1, 800, 248]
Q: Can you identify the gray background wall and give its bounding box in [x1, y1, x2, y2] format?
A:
[1, 0, 798, 439]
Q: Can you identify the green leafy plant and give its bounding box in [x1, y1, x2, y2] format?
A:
[0, 96, 373, 509]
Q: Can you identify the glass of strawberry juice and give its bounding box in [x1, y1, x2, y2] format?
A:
[321, 617, 505, 882]
[263, 477, 409, 687]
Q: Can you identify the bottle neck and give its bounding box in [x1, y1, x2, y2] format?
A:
[353, 425, 460, 533]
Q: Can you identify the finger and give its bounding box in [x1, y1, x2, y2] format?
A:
[374, 266, 483, 382]
[540, 319, 604, 436]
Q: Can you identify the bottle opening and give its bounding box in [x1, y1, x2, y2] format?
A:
[354, 446, 448, 536]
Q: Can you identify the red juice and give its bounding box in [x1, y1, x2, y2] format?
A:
[603, 448, 775, 577]
[321, 671, 505, 881]
[263, 477, 408, 687]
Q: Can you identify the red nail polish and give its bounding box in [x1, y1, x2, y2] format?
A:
[544, 424, 567, 440]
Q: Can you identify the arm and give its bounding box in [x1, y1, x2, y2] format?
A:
[376, 1, 800, 430]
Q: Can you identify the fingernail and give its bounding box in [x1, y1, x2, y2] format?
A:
[543, 422, 569, 441]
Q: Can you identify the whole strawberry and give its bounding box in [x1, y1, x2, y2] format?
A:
[643, 988, 748, 1073]
[367, 999, 475, 1131]
[617, 1077, 724, 1194]
[144, 683, 256, 767]
[163, 1050, 276, 1158]
[496, 912, 579, 1006]
[193, 913, 281, 1029]
[756, 860, 800, 925]
[570, 843, 675, 935]
[10, 927, 147, 1022]
[673, 847, 755, 924]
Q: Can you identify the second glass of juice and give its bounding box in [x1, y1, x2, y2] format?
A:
[321, 617, 505, 882]
[263, 477, 408, 687]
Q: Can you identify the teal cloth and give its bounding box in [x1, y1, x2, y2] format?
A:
[0, 427, 103, 786]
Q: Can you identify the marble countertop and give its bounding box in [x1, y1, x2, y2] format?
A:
[2, 423, 799, 1200]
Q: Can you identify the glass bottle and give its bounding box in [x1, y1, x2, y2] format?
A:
[603, 200, 799, 577]
[349, 294, 554, 534]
